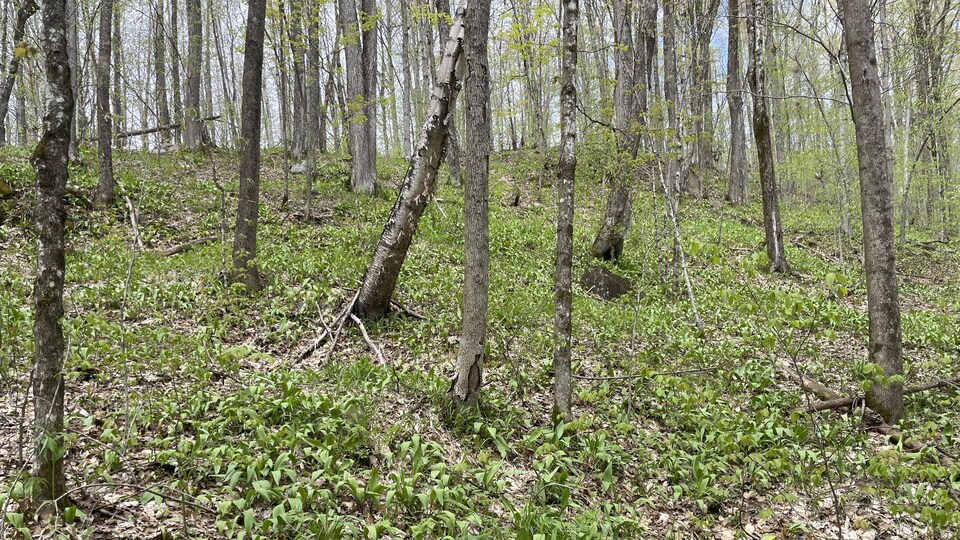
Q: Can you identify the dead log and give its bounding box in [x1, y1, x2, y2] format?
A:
[117, 115, 221, 139]
[161, 235, 217, 256]
[803, 376, 960, 413]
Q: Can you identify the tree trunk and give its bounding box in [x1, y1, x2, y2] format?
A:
[0, 0, 38, 146]
[339, 0, 377, 194]
[353, 5, 466, 320]
[169, 0, 183, 145]
[726, 0, 748, 204]
[32, 0, 73, 508]
[360, 0, 378, 192]
[65, 0, 79, 160]
[400, 1, 413, 155]
[231, 0, 266, 291]
[153, 0, 171, 144]
[841, 0, 904, 423]
[553, 0, 578, 419]
[288, 0, 306, 158]
[436, 0, 463, 185]
[184, 0, 201, 150]
[590, 0, 639, 262]
[451, 0, 491, 408]
[305, 0, 321, 217]
[747, 0, 788, 273]
[94, 0, 114, 206]
[112, 0, 124, 143]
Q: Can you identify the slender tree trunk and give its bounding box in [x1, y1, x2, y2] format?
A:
[748, 0, 788, 273]
[726, 0, 748, 204]
[0, 0, 38, 145]
[436, 0, 463, 185]
[553, 0, 578, 419]
[452, 0, 491, 407]
[288, 0, 307, 158]
[184, 0, 201, 149]
[154, 0, 171, 144]
[169, 0, 183, 144]
[95, 0, 114, 207]
[65, 0, 79, 159]
[354, 5, 466, 320]
[305, 0, 321, 217]
[841, 0, 904, 423]
[112, 0, 124, 144]
[32, 0, 73, 508]
[360, 0, 378, 191]
[231, 0, 266, 291]
[400, 1, 413, 155]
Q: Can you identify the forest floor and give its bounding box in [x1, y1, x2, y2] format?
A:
[1, 146, 959, 539]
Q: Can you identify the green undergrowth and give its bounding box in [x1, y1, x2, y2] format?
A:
[1, 146, 958, 538]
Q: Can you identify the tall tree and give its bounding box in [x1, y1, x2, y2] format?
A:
[65, 0, 79, 159]
[841, 0, 904, 423]
[288, 0, 307, 158]
[554, 0, 578, 418]
[747, 0, 788, 273]
[354, 4, 466, 320]
[451, 0, 491, 407]
[0, 0, 38, 145]
[339, 0, 377, 194]
[184, 0, 202, 149]
[726, 0, 748, 204]
[590, 0, 635, 262]
[231, 0, 267, 291]
[95, 0, 114, 206]
[32, 0, 74, 508]
[153, 0, 172, 144]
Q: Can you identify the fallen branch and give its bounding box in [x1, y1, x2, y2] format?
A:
[782, 361, 955, 465]
[123, 195, 144, 249]
[117, 115, 221, 139]
[298, 289, 359, 361]
[161, 235, 217, 257]
[390, 299, 427, 320]
[350, 313, 386, 365]
[801, 376, 960, 413]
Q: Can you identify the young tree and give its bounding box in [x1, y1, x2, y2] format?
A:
[841, 0, 904, 423]
[94, 0, 114, 206]
[231, 0, 267, 291]
[353, 5, 466, 320]
[747, 0, 788, 273]
[153, 0, 172, 144]
[184, 0, 202, 149]
[451, 0, 491, 407]
[553, 0, 578, 418]
[32, 0, 74, 508]
[726, 0, 748, 205]
[0, 0, 38, 145]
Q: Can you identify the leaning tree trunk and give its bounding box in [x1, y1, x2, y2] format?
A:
[747, 0, 788, 273]
[32, 0, 74, 509]
[553, 0, 578, 418]
[841, 0, 904, 423]
[452, 0, 491, 408]
[94, 0, 114, 206]
[726, 0, 748, 204]
[353, 4, 466, 320]
[436, 0, 463, 185]
[0, 0, 38, 145]
[231, 0, 267, 292]
[184, 0, 201, 150]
